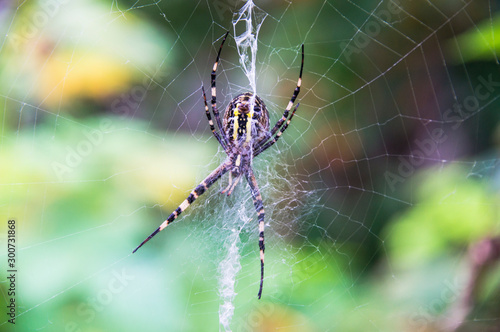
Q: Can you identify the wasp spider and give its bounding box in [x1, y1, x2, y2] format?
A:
[133, 32, 304, 299]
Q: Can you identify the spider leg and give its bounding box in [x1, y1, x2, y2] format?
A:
[254, 103, 299, 157]
[245, 168, 266, 299]
[202, 85, 228, 151]
[221, 172, 242, 196]
[210, 31, 230, 145]
[260, 44, 304, 145]
[133, 162, 229, 253]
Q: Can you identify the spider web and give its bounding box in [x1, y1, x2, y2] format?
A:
[1, 0, 500, 331]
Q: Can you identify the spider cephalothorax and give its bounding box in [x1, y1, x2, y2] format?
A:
[133, 31, 304, 299]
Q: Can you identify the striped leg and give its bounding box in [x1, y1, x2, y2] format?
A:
[261, 44, 304, 141]
[133, 162, 229, 253]
[202, 85, 228, 151]
[245, 169, 266, 299]
[254, 103, 299, 157]
[210, 31, 230, 145]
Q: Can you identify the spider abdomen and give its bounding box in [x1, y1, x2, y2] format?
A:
[223, 92, 269, 146]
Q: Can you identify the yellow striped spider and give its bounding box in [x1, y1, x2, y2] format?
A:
[133, 32, 304, 299]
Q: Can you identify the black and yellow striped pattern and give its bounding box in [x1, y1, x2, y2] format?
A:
[254, 102, 300, 157]
[210, 31, 229, 145]
[133, 32, 305, 300]
[202, 86, 227, 151]
[133, 163, 229, 253]
[222, 92, 269, 144]
[245, 169, 266, 299]
[254, 44, 304, 156]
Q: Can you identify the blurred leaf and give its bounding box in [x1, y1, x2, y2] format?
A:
[0, 115, 218, 238]
[447, 13, 500, 63]
[0, 0, 170, 108]
[387, 166, 498, 268]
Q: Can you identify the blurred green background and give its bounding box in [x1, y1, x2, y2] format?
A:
[1, 0, 500, 331]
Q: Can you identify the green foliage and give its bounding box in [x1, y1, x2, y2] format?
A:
[448, 13, 500, 63]
[387, 166, 498, 268]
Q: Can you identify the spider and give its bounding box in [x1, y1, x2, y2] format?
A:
[133, 31, 304, 299]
